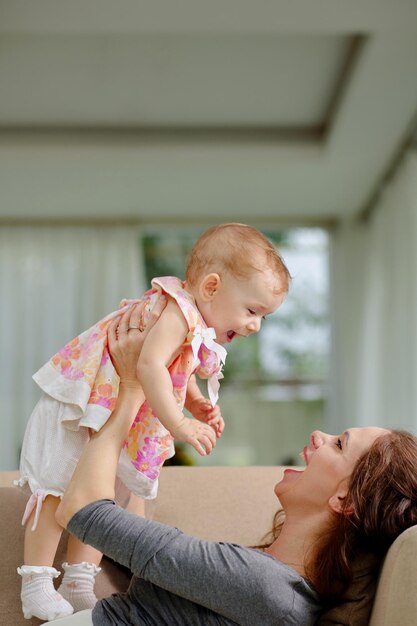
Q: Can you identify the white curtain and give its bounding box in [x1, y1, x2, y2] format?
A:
[0, 226, 146, 470]
[329, 149, 417, 434]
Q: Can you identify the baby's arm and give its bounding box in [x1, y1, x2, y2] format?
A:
[137, 299, 216, 456]
[185, 376, 225, 438]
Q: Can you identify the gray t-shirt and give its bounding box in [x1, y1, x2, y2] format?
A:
[68, 499, 322, 626]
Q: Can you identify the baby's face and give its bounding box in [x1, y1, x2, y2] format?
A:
[203, 269, 286, 345]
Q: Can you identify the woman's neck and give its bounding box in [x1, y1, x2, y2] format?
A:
[265, 511, 328, 579]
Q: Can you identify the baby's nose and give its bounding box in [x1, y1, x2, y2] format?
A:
[247, 318, 261, 333]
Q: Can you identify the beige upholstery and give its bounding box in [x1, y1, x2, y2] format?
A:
[369, 525, 417, 626]
[0, 467, 416, 625]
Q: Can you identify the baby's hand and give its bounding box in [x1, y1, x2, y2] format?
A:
[188, 397, 225, 439]
[171, 416, 216, 456]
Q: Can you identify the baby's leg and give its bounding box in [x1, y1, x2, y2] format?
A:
[66, 536, 102, 566]
[19, 495, 74, 620]
[58, 537, 102, 613]
[23, 494, 63, 565]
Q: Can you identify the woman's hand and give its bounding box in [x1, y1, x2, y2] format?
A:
[108, 297, 166, 384]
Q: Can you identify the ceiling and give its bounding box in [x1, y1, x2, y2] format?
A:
[0, 0, 416, 225]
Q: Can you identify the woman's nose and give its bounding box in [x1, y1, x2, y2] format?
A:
[310, 430, 325, 450]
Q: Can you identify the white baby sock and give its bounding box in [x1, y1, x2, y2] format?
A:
[58, 561, 101, 612]
[17, 565, 74, 621]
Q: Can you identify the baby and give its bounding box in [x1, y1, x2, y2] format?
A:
[16, 223, 290, 621]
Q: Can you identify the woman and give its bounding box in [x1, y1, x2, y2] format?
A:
[52, 299, 417, 625]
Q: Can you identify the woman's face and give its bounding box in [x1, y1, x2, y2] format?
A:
[275, 427, 390, 513]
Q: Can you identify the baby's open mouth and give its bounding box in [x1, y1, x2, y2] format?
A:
[227, 331, 236, 341]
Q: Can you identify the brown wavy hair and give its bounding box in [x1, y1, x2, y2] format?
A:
[260, 430, 417, 600]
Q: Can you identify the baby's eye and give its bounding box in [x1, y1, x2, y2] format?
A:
[262, 315, 266, 321]
[335, 438, 342, 450]
[248, 309, 256, 315]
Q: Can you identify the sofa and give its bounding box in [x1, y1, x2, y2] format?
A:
[1, 466, 416, 626]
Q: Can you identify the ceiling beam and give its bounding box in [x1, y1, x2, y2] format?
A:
[1, 0, 416, 35]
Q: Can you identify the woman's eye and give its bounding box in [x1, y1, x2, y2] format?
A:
[336, 438, 342, 450]
[248, 309, 256, 315]
[262, 315, 266, 321]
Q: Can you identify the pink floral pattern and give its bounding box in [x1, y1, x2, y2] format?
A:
[41, 277, 224, 481]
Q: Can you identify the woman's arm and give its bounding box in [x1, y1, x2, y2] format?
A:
[67, 499, 304, 626]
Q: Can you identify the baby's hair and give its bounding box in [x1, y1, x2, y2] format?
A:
[186, 223, 291, 295]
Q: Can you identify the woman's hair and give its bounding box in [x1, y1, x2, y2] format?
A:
[185, 223, 291, 294]
[260, 430, 417, 600]
[312, 430, 417, 598]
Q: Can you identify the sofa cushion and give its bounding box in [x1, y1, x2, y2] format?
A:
[153, 465, 281, 544]
[2, 466, 416, 626]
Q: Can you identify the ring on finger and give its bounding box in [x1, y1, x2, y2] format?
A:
[128, 325, 144, 332]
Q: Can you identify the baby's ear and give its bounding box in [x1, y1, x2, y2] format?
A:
[199, 273, 221, 301]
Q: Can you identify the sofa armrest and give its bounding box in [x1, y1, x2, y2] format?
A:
[369, 525, 417, 626]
